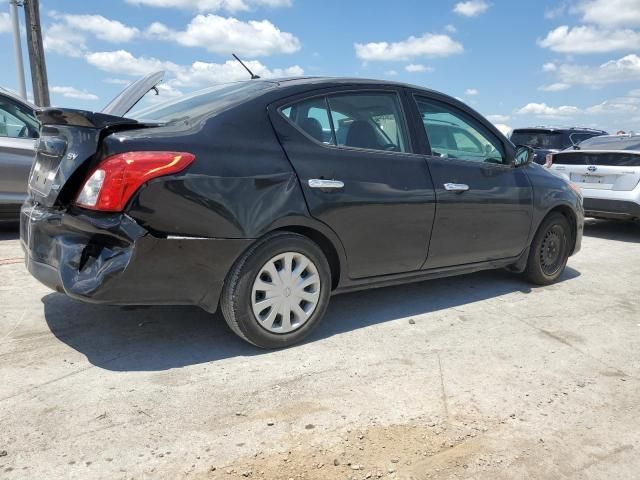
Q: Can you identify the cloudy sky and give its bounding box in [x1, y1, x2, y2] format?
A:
[1, 0, 640, 133]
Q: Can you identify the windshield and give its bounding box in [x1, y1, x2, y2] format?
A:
[130, 81, 275, 123]
[510, 131, 566, 150]
[577, 135, 640, 151]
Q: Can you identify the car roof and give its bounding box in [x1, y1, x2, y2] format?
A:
[0, 87, 37, 110]
[511, 126, 607, 134]
[574, 133, 640, 152]
[269, 76, 442, 94]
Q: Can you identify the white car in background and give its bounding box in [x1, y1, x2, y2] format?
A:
[549, 134, 640, 222]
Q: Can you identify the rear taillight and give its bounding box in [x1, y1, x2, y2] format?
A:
[75, 151, 195, 212]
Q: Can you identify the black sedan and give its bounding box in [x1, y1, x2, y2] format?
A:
[21, 74, 584, 348]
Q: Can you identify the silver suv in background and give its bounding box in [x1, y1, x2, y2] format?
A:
[549, 134, 640, 221]
[0, 87, 38, 223]
[510, 127, 607, 165]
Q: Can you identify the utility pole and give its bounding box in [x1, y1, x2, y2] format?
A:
[9, 0, 27, 100]
[23, 0, 49, 107]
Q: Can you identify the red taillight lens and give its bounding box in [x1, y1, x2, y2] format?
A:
[75, 151, 195, 212]
[545, 153, 553, 168]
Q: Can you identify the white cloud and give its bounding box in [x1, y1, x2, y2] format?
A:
[556, 54, 640, 87]
[0, 12, 11, 34]
[146, 15, 300, 56]
[576, 0, 640, 28]
[44, 23, 88, 57]
[516, 103, 580, 117]
[170, 59, 303, 87]
[538, 25, 640, 54]
[57, 14, 139, 43]
[542, 62, 557, 72]
[585, 99, 639, 115]
[453, 0, 490, 17]
[385, 70, 398, 76]
[538, 82, 571, 92]
[51, 86, 99, 101]
[125, 0, 291, 12]
[486, 114, 510, 123]
[44, 13, 139, 57]
[405, 63, 431, 72]
[354, 33, 463, 61]
[444, 24, 457, 33]
[465, 88, 479, 96]
[516, 89, 640, 131]
[86, 50, 180, 76]
[494, 123, 513, 136]
[85, 49, 303, 90]
[545, 2, 569, 19]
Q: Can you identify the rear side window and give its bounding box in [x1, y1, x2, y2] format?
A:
[281, 97, 335, 145]
[569, 132, 598, 145]
[281, 91, 408, 153]
[328, 93, 407, 153]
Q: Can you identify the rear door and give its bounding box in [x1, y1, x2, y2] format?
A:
[410, 93, 533, 268]
[270, 87, 436, 279]
[551, 151, 640, 191]
[0, 96, 38, 212]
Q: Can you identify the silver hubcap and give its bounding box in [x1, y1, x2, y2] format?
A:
[251, 252, 321, 334]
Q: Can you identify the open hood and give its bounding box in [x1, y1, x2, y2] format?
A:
[101, 71, 165, 118]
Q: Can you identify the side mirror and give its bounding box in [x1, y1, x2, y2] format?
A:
[513, 145, 534, 167]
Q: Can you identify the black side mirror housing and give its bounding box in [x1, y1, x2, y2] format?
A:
[513, 145, 534, 167]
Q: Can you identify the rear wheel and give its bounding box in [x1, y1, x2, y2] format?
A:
[220, 232, 331, 348]
[523, 212, 571, 285]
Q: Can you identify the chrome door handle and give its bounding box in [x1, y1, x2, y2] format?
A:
[443, 183, 469, 192]
[308, 179, 344, 189]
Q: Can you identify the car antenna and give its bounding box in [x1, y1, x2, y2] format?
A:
[232, 54, 260, 79]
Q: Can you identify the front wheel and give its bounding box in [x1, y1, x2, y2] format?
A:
[522, 212, 571, 285]
[220, 232, 332, 348]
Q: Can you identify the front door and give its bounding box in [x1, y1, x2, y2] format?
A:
[271, 88, 436, 279]
[411, 95, 533, 269]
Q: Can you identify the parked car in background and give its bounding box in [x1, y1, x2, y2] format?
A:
[0, 87, 38, 223]
[510, 127, 607, 165]
[549, 134, 640, 222]
[21, 74, 583, 348]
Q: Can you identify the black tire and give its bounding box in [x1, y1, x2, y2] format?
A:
[523, 212, 571, 285]
[220, 232, 332, 349]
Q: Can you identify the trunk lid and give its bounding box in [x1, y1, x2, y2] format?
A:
[28, 72, 165, 208]
[551, 150, 640, 191]
[101, 71, 165, 117]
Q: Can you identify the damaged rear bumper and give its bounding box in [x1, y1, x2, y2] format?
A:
[20, 199, 252, 312]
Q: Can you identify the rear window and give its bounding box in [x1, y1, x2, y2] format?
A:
[553, 152, 640, 167]
[130, 81, 275, 123]
[510, 131, 566, 150]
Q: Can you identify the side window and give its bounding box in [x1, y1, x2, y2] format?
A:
[569, 133, 592, 146]
[327, 92, 408, 153]
[0, 99, 38, 139]
[415, 97, 504, 164]
[281, 97, 335, 145]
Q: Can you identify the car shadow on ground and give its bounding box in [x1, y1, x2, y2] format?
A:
[583, 218, 639, 243]
[42, 266, 580, 372]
